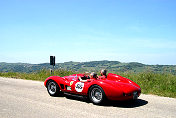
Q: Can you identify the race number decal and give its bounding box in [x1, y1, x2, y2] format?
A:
[75, 82, 84, 92]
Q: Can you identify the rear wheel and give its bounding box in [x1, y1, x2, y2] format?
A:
[47, 80, 62, 97]
[89, 85, 106, 105]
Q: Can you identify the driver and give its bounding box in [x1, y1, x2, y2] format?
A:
[90, 72, 98, 79]
[79, 72, 97, 82]
[99, 69, 107, 79]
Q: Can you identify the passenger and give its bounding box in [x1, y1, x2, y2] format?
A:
[99, 69, 107, 79]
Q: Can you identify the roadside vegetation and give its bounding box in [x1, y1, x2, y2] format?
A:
[115, 72, 176, 98]
[0, 69, 176, 98]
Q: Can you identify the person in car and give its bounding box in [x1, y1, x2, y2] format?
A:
[90, 72, 98, 79]
[80, 72, 90, 80]
[79, 72, 97, 82]
[98, 69, 107, 79]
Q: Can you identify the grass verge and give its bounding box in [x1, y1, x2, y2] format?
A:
[116, 72, 176, 98]
[0, 69, 175, 98]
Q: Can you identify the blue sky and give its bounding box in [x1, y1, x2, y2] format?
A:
[0, 0, 176, 65]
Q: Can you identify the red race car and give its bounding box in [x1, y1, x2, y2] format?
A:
[44, 73, 141, 104]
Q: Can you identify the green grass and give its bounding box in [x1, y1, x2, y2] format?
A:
[0, 69, 176, 98]
[115, 72, 176, 98]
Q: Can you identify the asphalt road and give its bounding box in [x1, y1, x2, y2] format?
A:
[0, 77, 176, 118]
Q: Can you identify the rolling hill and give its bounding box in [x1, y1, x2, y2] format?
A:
[0, 60, 176, 74]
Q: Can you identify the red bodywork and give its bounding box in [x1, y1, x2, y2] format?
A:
[44, 73, 141, 101]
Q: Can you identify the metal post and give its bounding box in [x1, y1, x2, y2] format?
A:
[50, 56, 55, 75]
[53, 65, 54, 75]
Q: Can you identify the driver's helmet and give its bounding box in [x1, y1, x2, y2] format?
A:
[100, 69, 107, 76]
[90, 72, 97, 78]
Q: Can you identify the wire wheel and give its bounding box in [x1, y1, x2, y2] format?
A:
[91, 88, 102, 102]
[48, 81, 57, 95]
[89, 85, 105, 104]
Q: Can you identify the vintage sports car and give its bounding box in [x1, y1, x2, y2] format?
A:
[44, 73, 141, 104]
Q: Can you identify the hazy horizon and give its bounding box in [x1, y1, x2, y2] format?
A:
[1, 60, 176, 66]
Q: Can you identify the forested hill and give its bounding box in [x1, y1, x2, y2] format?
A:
[0, 60, 176, 74]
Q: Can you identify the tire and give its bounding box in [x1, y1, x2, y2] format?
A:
[89, 85, 106, 105]
[47, 80, 62, 97]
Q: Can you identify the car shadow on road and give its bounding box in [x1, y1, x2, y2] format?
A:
[64, 94, 148, 108]
[100, 99, 148, 108]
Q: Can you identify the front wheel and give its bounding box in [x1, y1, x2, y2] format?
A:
[89, 85, 106, 105]
[47, 80, 62, 97]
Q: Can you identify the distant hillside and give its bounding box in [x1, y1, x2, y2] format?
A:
[0, 61, 176, 74]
